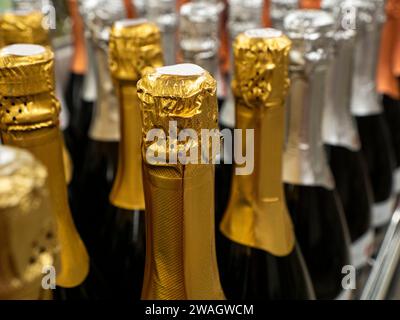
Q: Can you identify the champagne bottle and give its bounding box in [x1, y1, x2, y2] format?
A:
[108, 19, 164, 300]
[0, 146, 60, 300]
[219, 28, 315, 300]
[0, 44, 89, 289]
[145, 0, 177, 65]
[77, 3, 123, 254]
[282, 10, 351, 300]
[138, 63, 225, 300]
[350, 0, 396, 230]
[0, 8, 73, 185]
[322, 0, 374, 270]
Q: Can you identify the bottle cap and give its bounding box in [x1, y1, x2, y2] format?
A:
[0, 145, 59, 299]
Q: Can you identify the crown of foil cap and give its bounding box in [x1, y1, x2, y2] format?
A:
[0, 44, 59, 131]
[138, 63, 218, 163]
[180, 2, 220, 36]
[0, 146, 59, 299]
[0, 11, 50, 47]
[109, 19, 164, 81]
[233, 28, 291, 108]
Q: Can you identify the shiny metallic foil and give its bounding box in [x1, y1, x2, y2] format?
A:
[350, 0, 385, 116]
[220, 29, 295, 257]
[283, 10, 335, 190]
[109, 20, 163, 211]
[322, 2, 361, 151]
[270, 0, 299, 30]
[0, 10, 49, 47]
[0, 45, 89, 288]
[0, 9, 73, 185]
[84, 3, 124, 142]
[0, 146, 60, 300]
[137, 64, 224, 300]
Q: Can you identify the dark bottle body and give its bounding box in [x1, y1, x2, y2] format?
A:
[325, 145, 373, 243]
[284, 184, 351, 300]
[356, 114, 395, 205]
[218, 235, 314, 300]
[106, 208, 146, 300]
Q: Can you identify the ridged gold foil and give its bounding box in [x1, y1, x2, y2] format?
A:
[0, 146, 59, 300]
[0, 9, 73, 185]
[220, 29, 296, 257]
[0, 11, 50, 47]
[0, 45, 89, 288]
[109, 20, 164, 210]
[138, 64, 224, 300]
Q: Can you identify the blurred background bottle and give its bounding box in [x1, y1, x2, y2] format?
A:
[283, 10, 351, 300]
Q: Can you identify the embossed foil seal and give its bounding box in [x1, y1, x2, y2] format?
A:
[322, 0, 361, 151]
[0, 145, 59, 300]
[220, 28, 296, 256]
[283, 10, 336, 190]
[137, 64, 224, 300]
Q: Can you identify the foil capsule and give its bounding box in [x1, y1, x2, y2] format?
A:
[283, 10, 336, 190]
[0, 44, 89, 288]
[138, 63, 224, 300]
[220, 28, 296, 256]
[109, 19, 163, 211]
[0, 146, 59, 300]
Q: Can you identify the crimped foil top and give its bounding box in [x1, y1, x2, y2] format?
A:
[0, 44, 60, 132]
[0, 145, 59, 299]
[233, 29, 291, 108]
[0, 10, 50, 47]
[138, 63, 218, 163]
[109, 19, 164, 81]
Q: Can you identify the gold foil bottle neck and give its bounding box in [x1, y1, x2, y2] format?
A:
[109, 19, 164, 81]
[109, 19, 164, 211]
[0, 146, 59, 300]
[233, 29, 291, 108]
[0, 10, 50, 47]
[138, 64, 225, 300]
[0, 44, 60, 132]
[0, 44, 89, 288]
[220, 29, 296, 257]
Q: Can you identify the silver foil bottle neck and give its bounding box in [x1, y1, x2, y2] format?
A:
[83, 1, 124, 142]
[348, 0, 386, 116]
[270, 0, 299, 30]
[179, 2, 220, 78]
[283, 10, 335, 190]
[322, 2, 361, 151]
[219, 0, 264, 128]
[145, 0, 177, 65]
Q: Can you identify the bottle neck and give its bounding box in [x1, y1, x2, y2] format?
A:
[141, 163, 225, 300]
[283, 64, 334, 190]
[110, 82, 145, 211]
[88, 41, 120, 142]
[323, 33, 361, 151]
[1, 125, 89, 287]
[220, 101, 295, 256]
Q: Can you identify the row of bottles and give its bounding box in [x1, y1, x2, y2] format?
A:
[0, 0, 400, 300]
